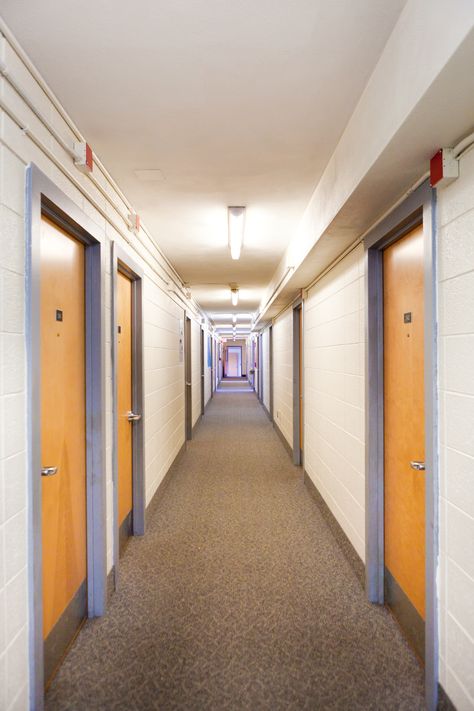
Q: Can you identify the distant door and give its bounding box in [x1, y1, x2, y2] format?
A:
[227, 346, 242, 377]
[185, 317, 192, 439]
[40, 216, 87, 686]
[383, 225, 425, 659]
[117, 271, 133, 552]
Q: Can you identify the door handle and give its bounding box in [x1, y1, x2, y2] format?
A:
[410, 461, 425, 471]
[127, 411, 142, 422]
[41, 466, 58, 477]
[186, 381, 191, 386]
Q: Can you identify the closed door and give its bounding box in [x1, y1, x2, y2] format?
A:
[383, 225, 425, 657]
[40, 216, 87, 684]
[117, 271, 133, 545]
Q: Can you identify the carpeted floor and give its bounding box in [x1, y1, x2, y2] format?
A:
[46, 386, 425, 710]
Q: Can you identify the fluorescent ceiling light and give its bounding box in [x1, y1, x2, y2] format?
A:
[228, 207, 245, 260]
[232, 315, 237, 324]
[230, 287, 239, 306]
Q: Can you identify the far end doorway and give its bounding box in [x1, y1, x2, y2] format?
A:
[226, 346, 242, 377]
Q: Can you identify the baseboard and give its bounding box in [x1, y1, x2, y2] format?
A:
[273, 420, 293, 460]
[304, 470, 365, 588]
[192, 413, 202, 436]
[437, 684, 456, 711]
[107, 566, 115, 602]
[145, 442, 186, 525]
[262, 403, 271, 421]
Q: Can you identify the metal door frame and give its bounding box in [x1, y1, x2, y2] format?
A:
[200, 327, 205, 415]
[111, 243, 145, 585]
[26, 164, 107, 710]
[184, 315, 192, 440]
[258, 333, 263, 401]
[226, 345, 242, 377]
[364, 180, 438, 710]
[269, 325, 274, 420]
[292, 298, 303, 466]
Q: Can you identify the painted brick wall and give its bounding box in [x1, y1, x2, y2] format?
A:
[272, 307, 293, 448]
[437, 146, 474, 709]
[304, 245, 365, 560]
[0, 34, 205, 710]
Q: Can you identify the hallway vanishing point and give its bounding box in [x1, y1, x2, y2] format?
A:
[46, 384, 425, 711]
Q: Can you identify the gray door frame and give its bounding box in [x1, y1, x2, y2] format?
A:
[185, 315, 192, 440]
[364, 180, 438, 711]
[26, 164, 107, 711]
[200, 327, 205, 415]
[258, 334, 263, 401]
[292, 298, 303, 466]
[211, 335, 215, 398]
[111, 243, 145, 586]
[269, 325, 274, 420]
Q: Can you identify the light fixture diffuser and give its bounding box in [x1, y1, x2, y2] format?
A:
[230, 287, 239, 306]
[228, 206, 245, 260]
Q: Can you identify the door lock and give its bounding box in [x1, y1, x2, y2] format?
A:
[410, 461, 425, 471]
[127, 411, 142, 422]
[41, 466, 58, 477]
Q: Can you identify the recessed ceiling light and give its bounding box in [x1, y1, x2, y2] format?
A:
[134, 169, 166, 182]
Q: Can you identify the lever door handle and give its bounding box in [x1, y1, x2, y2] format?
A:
[186, 381, 191, 386]
[127, 411, 142, 422]
[41, 466, 58, 477]
[410, 461, 425, 471]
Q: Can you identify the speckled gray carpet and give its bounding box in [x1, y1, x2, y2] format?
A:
[46, 386, 425, 710]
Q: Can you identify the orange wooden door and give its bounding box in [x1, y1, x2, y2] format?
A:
[383, 225, 425, 620]
[40, 217, 87, 648]
[117, 271, 133, 529]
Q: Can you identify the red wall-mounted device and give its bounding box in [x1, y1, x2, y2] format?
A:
[430, 148, 458, 188]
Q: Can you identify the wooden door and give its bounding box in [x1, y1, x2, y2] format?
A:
[117, 271, 133, 546]
[383, 225, 425, 656]
[40, 216, 87, 684]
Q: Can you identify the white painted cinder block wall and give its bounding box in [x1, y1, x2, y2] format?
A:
[437, 146, 474, 710]
[304, 246, 366, 560]
[272, 307, 293, 447]
[0, 34, 207, 711]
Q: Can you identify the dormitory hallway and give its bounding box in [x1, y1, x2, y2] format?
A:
[0, 2, 474, 710]
[46, 386, 426, 711]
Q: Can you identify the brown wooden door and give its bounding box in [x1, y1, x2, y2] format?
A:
[40, 216, 87, 683]
[117, 271, 133, 544]
[383, 225, 425, 655]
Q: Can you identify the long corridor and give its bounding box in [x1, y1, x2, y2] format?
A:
[46, 387, 424, 711]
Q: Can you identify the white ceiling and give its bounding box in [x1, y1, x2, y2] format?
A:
[0, 0, 406, 319]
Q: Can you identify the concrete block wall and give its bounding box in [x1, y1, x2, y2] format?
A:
[437, 146, 474, 709]
[0, 34, 207, 710]
[303, 246, 366, 560]
[272, 307, 293, 448]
